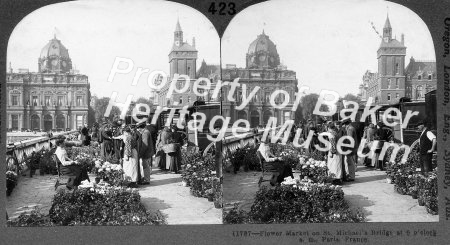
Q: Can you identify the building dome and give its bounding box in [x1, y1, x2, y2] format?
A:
[246, 31, 280, 69]
[40, 36, 70, 59]
[38, 35, 72, 73]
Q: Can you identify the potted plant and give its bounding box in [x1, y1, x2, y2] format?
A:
[205, 189, 214, 202]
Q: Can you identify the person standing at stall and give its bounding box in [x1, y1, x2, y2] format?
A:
[417, 120, 436, 173]
[137, 121, 154, 185]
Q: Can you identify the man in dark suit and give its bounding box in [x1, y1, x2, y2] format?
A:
[137, 120, 155, 185]
[417, 120, 436, 173]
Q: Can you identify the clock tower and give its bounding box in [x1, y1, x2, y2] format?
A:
[168, 19, 197, 79]
[376, 14, 406, 104]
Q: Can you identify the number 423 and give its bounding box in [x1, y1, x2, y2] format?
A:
[208, 2, 236, 15]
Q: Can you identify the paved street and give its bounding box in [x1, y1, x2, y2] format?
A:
[223, 165, 439, 222]
[140, 168, 222, 224]
[6, 168, 222, 224]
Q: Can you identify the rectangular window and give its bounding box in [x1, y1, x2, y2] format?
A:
[387, 93, 391, 101]
[11, 114, 19, 130]
[395, 78, 399, 89]
[396, 93, 399, 99]
[11, 95, 18, 106]
[179, 98, 183, 104]
[428, 74, 432, 80]
[76, 115, 83, 129]
[265, 92, 270, 102]
[32, 96, 38, 106]
[387, 79, 391, 88]
[76, 96, 83, 106]
[45, 96, 51, 106]
[57, 96, 63, 106]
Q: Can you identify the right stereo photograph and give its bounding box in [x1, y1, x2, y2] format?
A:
[221, 0, 438, 224]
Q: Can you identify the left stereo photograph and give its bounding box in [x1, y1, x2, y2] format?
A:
[5, 0, 222, 226]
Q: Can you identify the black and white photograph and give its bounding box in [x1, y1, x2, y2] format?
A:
[221, 0, 438, 224]
[5, 0, 223, 226]
[1, 0, 449, 244]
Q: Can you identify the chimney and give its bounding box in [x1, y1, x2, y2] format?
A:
[401, 33, 404, 45]
[192, 37, 196, 48]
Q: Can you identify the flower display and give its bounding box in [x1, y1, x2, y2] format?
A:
[6, 171, 18, 196]
[94, 160, 124, 186]
[295, 156, 330, 183]
[181, 151, 218, 199]
[224, 181, 364, 224]
[385, 143, 438, 215]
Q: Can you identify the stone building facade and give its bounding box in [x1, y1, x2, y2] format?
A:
[6, 36, 90, 131]
[157, 20, 220, 107]
[222, 31, 298, 127]
[359, 15, 436, 105]
[404, 57, 436, 100]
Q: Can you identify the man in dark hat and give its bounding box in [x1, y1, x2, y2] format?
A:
[374, 120, 393, 170]
[137, 119, 154, 184]
[417, 120, 436, 173]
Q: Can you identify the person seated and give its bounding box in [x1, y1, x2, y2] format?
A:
[257, 139, 293, 185]
[55, 138, 90, 190]
[257, 140, 282, 163]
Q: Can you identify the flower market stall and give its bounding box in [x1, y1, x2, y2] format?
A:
[223, 142, 365, 224]
[384, 142, 438, 215]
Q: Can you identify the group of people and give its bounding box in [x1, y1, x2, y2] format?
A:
[257, 117, 436, 186]
[55, 118, 186, 189]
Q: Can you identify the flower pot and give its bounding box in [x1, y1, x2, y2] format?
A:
[411, 194, 418, 199]
[418, 198, 425, 206]
[207, 195, 214, 202]
[214, 201, 222, 209]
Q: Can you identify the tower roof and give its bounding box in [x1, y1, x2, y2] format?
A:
[175, 19, 182, 32]
[383, 15, 391, 29]
[247, 31, 278, 57]
[40, 36, 70, 59]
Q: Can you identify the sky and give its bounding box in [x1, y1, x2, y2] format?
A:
[7, 0, 220, 100]
[8, 0, 435, 99]
[222, 0, 436, 97]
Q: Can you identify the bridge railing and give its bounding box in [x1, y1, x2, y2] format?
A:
[6, 130, 78, 165]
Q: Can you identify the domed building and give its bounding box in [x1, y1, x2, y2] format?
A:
[6, 35, 90, 132]
[222, 31, 298, 127]
[246, 31, 280, 69]
[38, 35, 73, 73]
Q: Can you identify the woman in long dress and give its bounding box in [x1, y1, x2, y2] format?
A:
[327, 123, 342, 185]
[113, 127, 138, 188]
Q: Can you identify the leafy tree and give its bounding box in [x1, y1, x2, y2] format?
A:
[300, 93, 328, 121]
[92, 96, 121, 123]
[126, 97, 154, 115]
[294, 105, 303, 124]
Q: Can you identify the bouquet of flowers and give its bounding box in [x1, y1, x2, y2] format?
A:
[295, 156, 329, 183]
[95, 161, 123, 186]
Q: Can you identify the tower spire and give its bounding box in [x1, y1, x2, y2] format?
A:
[174, 18, 183, 46]
[382, 12, 392, 42]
